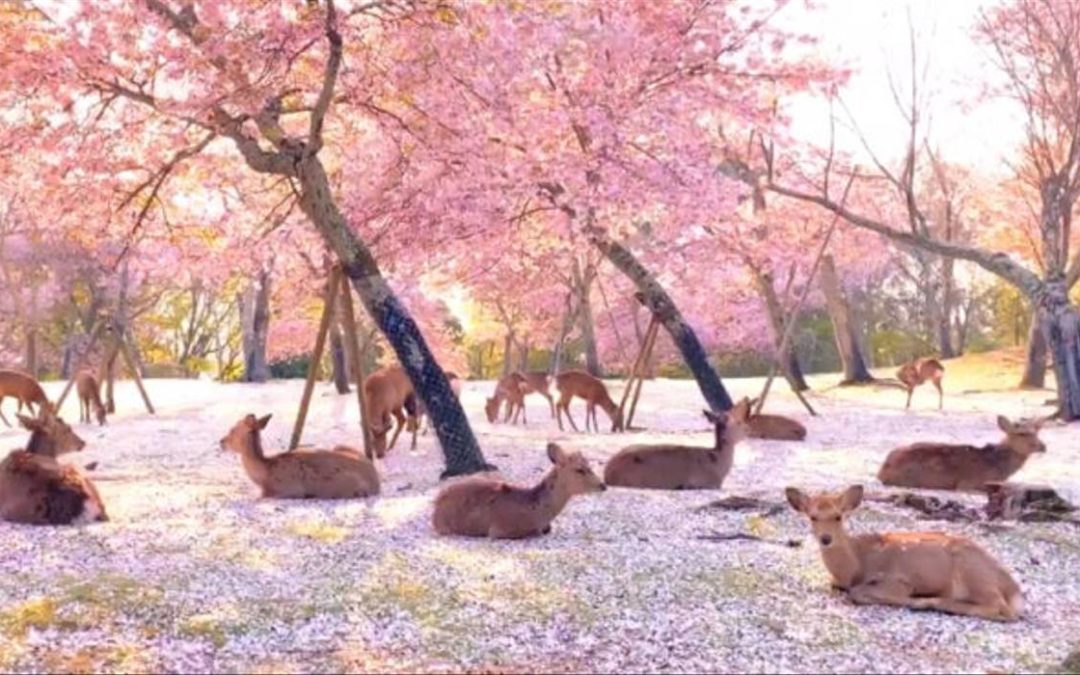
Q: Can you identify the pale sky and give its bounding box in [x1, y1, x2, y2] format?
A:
[782, 0, 1023, 175]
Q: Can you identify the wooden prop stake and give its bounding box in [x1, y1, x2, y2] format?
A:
[290, 266, 342, 450]
[617, 315, 659, 430]
[118, 334, 155, 414]
[336, 271, 373, 459]
[626, 319, 659, 429]
[56, 320, 105, 408]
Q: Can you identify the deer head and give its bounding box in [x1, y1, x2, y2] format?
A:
[997, 416, 1047, 456]
[548, 442, 606, 494]
[703, 397, 751, 443]
[786, 485, 864, 549]
[220, 414, 272, 454]
[19, 408, 86, 457]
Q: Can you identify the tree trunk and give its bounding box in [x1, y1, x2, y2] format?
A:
[1020, 310, 1048, 389]
[819, 254, 874, 384]
[589, 234, 733, 411]
[295, 158, 492, 477]
[937, 257, 957, 358]
[330, 321, 350, 394]
[240, 267, 271, 383]
[551, 291, 577, 375]
[752, 267, 809, 392]
[1037, 284, 1080, 420]
[24, 327, 37, 378]
[576, 271, 602, 377]
[501, 331, 515, 377]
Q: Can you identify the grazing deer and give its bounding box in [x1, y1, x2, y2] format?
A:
[0, 408, 107, 525]
[485, 372, 527, 424]
[75, 371, 107, 426]
[745, 397, 806, 441]
[405, 371, 462, 449]
[555, 370, 624, 432]
[517, 371, 556, 418]
[0, 370, 49, 428]
[878, 416, 1047, 491]
[786, 485, 1022, 622]
[604, 398, 750, 490]
[220, 414, 380, 499]
[363, 364, 415, 457]
[432, 442, 605, 539]
[897, 358, 945, 410]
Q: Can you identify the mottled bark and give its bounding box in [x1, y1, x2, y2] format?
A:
[937, 257, 957, 358]
[1038, 283, 1080, 418]
[1020, 313, 1048, 389]
[819, 254, 874, 384]
[23, 327, 37, 378]
[575, 266, 602, 377]
[501, 331, 515, 377]
[239, 267, 271, 383]
[329, 322, 350, 394]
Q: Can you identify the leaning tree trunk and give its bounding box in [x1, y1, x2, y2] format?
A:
[589, 234, 733, 411]
[819, 254, 874, 384]
[295, 159, 492, 477]
[752, 267, 810, 392]
[239, 267, 271, 383]
[1037, 283, 1080, 419]
[1020, 310, 1048, 389]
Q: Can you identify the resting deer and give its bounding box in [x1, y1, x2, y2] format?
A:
[405, 371, 462, 449]
[0, 408, 107, 525]
[604, 398, 751, 490]
[75, 371, 107, 426]
[220, 414, 379, 499]
[0, 370, 49, 428]
[485, 372, 527, 424]
[555, 370, 624, 432]
[878, 416, 1046, 491]
[363, 364, 415, 457]
[432, 442, 605, 539]
[897, 358, 945, 410]
[745, 397, 806, 441]
[786, 485, 1022, 622]
[517, 371, 556, 418]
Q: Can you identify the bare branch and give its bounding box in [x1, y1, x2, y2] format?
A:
[307, 0, 343, 158]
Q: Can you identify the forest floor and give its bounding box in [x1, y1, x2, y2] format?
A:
[1, 351, 1078, 673]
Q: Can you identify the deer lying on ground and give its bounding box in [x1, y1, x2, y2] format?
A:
[220, 414, 379, 499]
[878, 416, 1047, 491]
[745, 397, 806, 441]
[485, 372, 527, 424]
[897, 357, 945, 410]
[555, 370, 624, 432]
[517, 371, 556, 418]
[0, 370, 49, 428]
[363, 364, 415, 457]
[786, 485, 1022, 622]
[604, 398, 750, 490]
[75, 371, 107, 426]
[432, 442, 605, 539]
[0, 407, 107, 525]
[405, 371, 462, 449]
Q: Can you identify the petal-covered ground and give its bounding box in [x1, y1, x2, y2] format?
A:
[0, 369, 1077, 674]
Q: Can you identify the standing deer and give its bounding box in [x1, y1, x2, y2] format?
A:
[220, 414, 380, 499]
[786, 485, 1022, 622]
[432, 442, 605, 539]
[363, 364, 415, 457]
[555, 370, 624, 432]
[897, 358, 945, 410]
[485, 372, 527, 424]
[0, 408, 107, 525]
[878, 416, 1047, 490]
[745, 397, 807, 441]
[0, 370, 49, 428]
[517, 371, 556, 418]
[604, 398, 751, 490]
[75, 371, 107, 426]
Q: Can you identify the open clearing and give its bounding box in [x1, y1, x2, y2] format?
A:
[1, 362, 1077, 674]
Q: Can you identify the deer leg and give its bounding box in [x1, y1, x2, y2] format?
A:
[388, 409, 407, 450]
[0, 400, 10, 428]
[848, 577, 923, 610]
[521, 400, 528, 426]
[544, 392, 556, 418]
[563, 400, 581, 432]
[934, 377, 943, 410]
[905, 388, 914, 410]
[912, 595, 1018, 622]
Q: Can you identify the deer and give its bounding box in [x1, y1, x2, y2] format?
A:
[75, 371, 107, 426]
[745, 397, 807, 441]
[432, 442, 605, 539]
[485, 372, 527, 424]
[0, 369, 49, 428]
[878, 415, 1047, 491]
[897, 357, 945, 410]
[405, 371, 462, 449]
[220, 413, 380, 499]
[604, 398, 751, 490]
[0, 407, 108, 525]
[363, 364, 415, 458]
[517, 371, 556, 418]
[555, 370, 624, 432]
[785, 485, 1023, 622]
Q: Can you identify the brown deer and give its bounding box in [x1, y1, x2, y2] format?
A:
[0, 369, 49, 428]
[432, 442, 605, 539]
[555, 370, 624, 432]
[517, 371, 556, 418]
[0, 408, 108, 525]
[897, 358, 945, 410]
[745, 398, 806, 441]
[604, 398, 750, 490]
[363, 364, 415, 457]
[786, 485, 1022, 622]
[220, 414, 380, 499]
[485, 372, 527, 424]
[75, 371, 107, 426]
[878, 416, 1047, 491]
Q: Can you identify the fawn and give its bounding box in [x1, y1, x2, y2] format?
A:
[897, 358, 945, 410]
[555, 370, 624, 432]
[0, 369, 49, 427]
[75, 371, 107, 426]
[432, 442, 605, 539]
[745, 397, 806, 441]
[604, 398, 751, 490]
[786, 485, 1022, 622]
[485, 372, 527, 424]
[0, 407, 107, 525]
[878, 415, 1046, 491]
[363, 365, 415, 457]
[220, 414, 380, 499]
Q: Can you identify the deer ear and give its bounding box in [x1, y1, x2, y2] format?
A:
[840, 485, 864, 512]
[785, 487, 808, 513]
[17, 414, 41, 431]
[547, 442, 566, 464]
[997, 415, 1013, 433]
[732, 398, 751, 422]
[256, 414, 272, 430]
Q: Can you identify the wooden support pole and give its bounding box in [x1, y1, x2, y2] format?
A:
[290, 266, 342, 450]
[617, 316, 658, 421]
[626, 319, 660, 429]
[336, 271, 373, 459]
[56, 320, 105, 408]
[117, 333, 155, 414]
